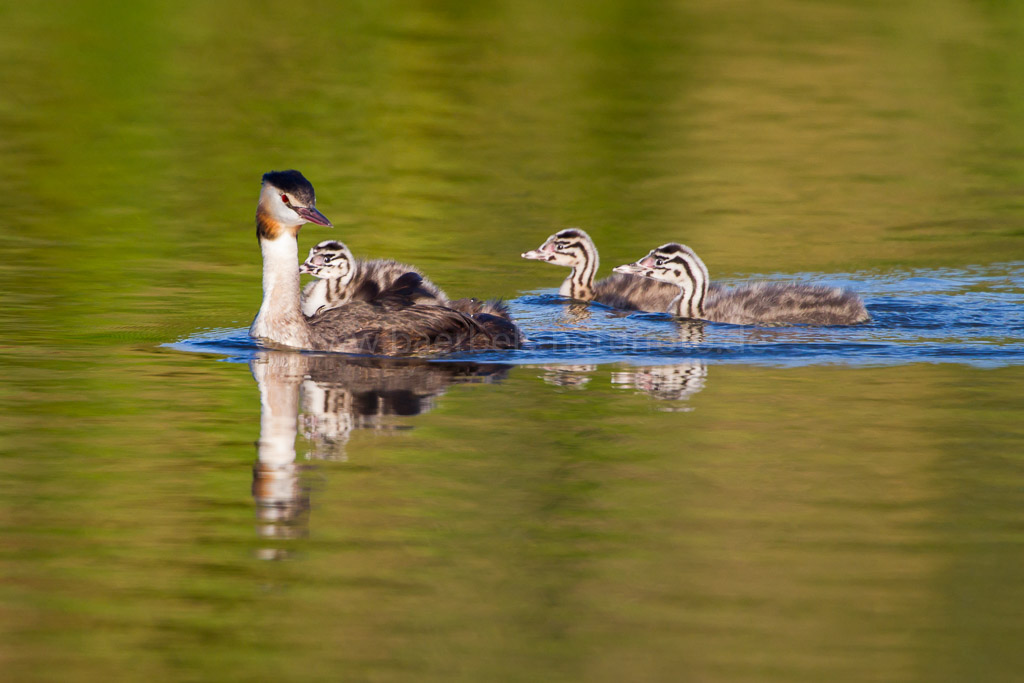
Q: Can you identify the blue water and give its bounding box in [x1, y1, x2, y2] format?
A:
[171, 262, 1024, 368]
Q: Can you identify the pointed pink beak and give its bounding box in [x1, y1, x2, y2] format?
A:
[522, 248, 554, 261]
[614, 262, 652, 276]
[295, 206, 332, 227]
[522, 240, 558, 261]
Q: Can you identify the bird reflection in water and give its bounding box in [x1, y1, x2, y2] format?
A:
[531, 319, 709, 408]
[559, 302, 593, 325]
[610, 363, 708, 410]
[250, 350, 509, 559]
[536, 364, 598, 388]
[529, 361, 708, 409]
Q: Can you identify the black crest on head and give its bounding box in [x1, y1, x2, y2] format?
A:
[262, 170, 316, 203]
[556, 228, 584, 240]
[657, 243, 687, 256]
[315, 240, 346, 252]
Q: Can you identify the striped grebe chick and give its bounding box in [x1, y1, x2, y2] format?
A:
[248, 170, 520, 354]
[614, 243, 870, 326]
[301, 240, 514, 323]
[521, 228, 680, 312]
[300, 240, 449, 317]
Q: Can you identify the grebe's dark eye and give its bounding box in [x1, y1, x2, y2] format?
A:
[656, 258, 666, 266]
[281, 194, 290, 204]
[556, 243, 566, 251]
[323, 255, 333, 263]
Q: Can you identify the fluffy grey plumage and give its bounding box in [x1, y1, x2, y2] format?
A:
[300, 239, 517, 332]
[593, 272, 699, 312]
[448, 297, 514, 321]
[305, 296, 521, 355]
[305, 272, 520, 353]
[300, 240, 448, 317]
[522, 228, 679, 312]
[703, 281, 869, 325]
[615, 242, 870, 326]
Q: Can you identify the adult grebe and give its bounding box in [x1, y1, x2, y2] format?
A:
[249, 170, 520, 353]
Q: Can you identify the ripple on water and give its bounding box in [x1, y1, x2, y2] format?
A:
[168, 263, 1024, 368]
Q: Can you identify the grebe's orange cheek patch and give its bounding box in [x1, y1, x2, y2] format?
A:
[256, 215, 286, 241]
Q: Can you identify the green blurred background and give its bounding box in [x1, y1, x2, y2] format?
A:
[1, 1, 1023, 681]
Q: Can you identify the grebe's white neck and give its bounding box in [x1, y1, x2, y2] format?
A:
[248, 171, 333, 347]
[250, 215, 312, 348]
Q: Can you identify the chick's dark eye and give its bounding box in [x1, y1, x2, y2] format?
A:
[323, 256, 332, 263]
[656, 258, 665, 266]
[556, 243, 565, 251]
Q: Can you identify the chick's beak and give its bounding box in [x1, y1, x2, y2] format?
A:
[613, 262, 650, 276]
[521, 248, 553, 261]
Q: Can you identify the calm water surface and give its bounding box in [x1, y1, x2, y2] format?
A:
[2, 1, 1024, 682]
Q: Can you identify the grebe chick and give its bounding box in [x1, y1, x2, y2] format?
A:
[614, 243, 870, 326]
[521, 228, 680, 312]
[300, 240, 448, 317]
[301, 240, 514, 324]
[248, 170, 520, 353]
